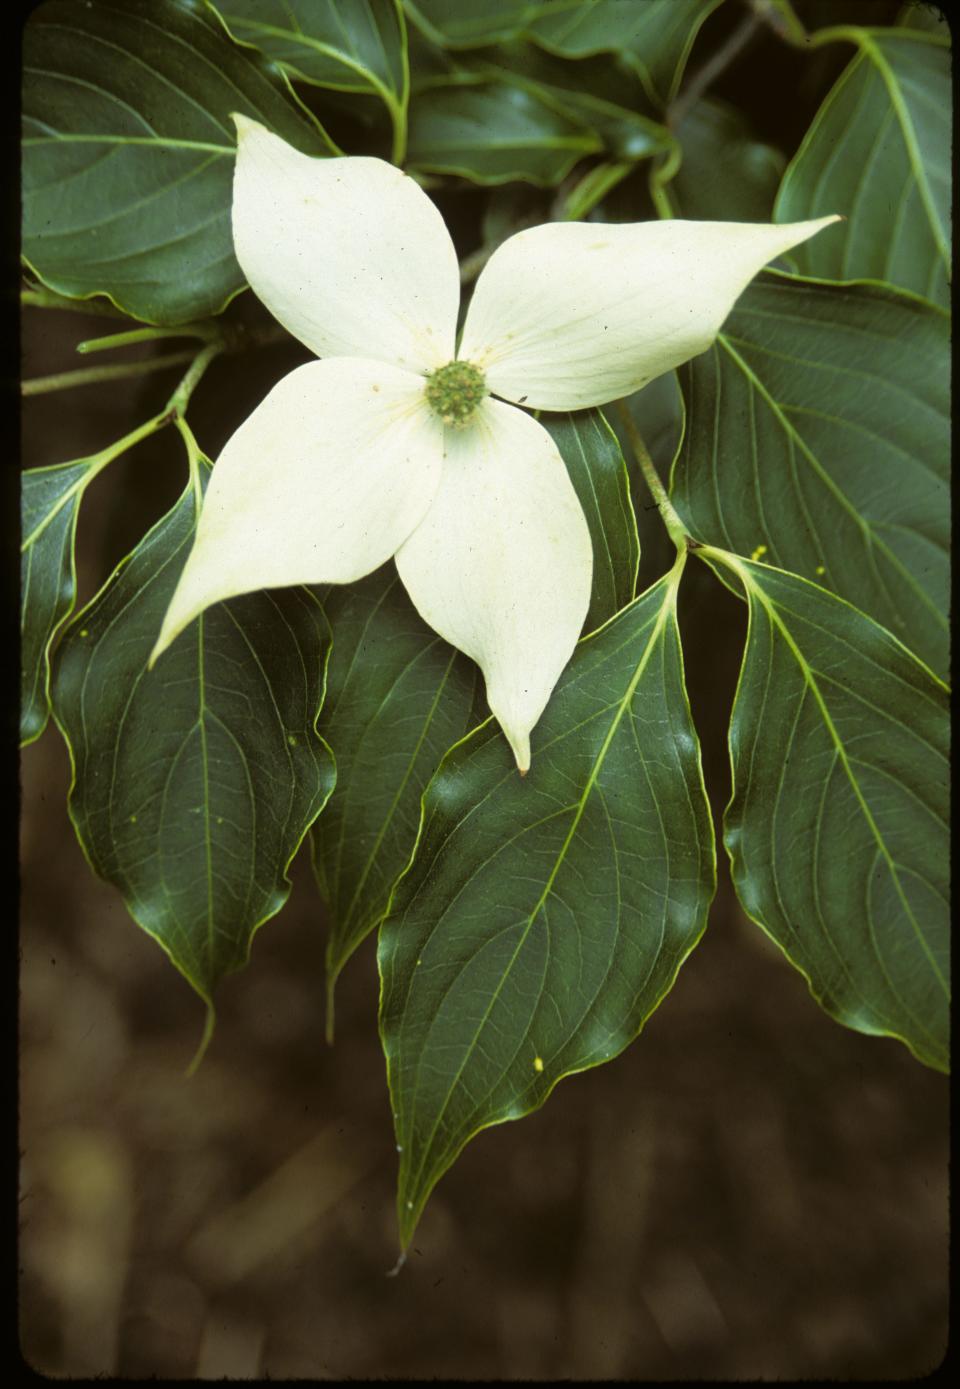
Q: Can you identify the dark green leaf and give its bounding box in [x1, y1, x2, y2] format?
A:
[405, 0, 542, 47]
[22, 0, 333, 325]
[711, 553, 949, 1072]
[211, 0, 409, 159]
[380, 568, 715, 1245]
[407, 79, 601, 184]
[774, 29, 950, 307]
[527, 0, 724, 104]
[436, 47, 671, 161]
[405, 0, 724, 104]
[540, 410, 639, 630]
[51, 472, 335, 1002]
[312, 408, 635, 1019]
[312, 569, 479, 1016]
[658, 96, 785, 221]
[21, 462, 92, 745]
[671, 274, 948, 679]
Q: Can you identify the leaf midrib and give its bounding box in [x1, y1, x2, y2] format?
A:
[743, 565, 949, 1004]
[716, 332, 947, 634]
[403, 574, 680, 1204]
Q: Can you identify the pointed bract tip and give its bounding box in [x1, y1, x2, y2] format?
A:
[230, 112, 264, 141]
[505, 729, 531, 776]
[146, 633, 168, 672]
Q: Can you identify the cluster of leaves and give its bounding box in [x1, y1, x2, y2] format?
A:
[21, 0, 949, 1248]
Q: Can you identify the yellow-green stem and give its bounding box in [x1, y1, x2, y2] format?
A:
[22, 348, 201, 396]
[167, 343, 221, 417]
[615, 400, 690, 553]
[77, 323, 217, 354]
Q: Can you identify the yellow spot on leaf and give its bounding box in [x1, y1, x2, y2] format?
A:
[815, 565, 826, 575]
[749, 544, 768, 562]
[533, 1056, 544, 1072]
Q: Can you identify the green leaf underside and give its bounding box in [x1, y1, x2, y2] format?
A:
[213, 0, 406, 99]
[22, 0, 331, 324]
[718, 557, 949, 1073]
[380, 571, 715, 1245]
[665, 96, 785, 221]
[672, 274, 948, 680]
[51, 472, 335, 1002]
[896, 3, 949, 37]
[312, 568, 480, 997]
[404, 0, 723, 105]
[541, 410, 640, 631]
[21, 462, 94, 745]
[407, 81, 601, 184]
[775, 29, 950, 309]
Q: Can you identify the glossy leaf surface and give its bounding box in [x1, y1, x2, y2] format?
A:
[714, 554, 949, 1073]
[313, 568, 480, 1007]
[313, 407, 637, 1006]
[540, 410, 640, 631]
[432, 47, 671, 165]
[212, 0, 408, 155]
[22, 0, 331, 323]
[660, 97, 784, 221]
[405, 0, 572, 47]
[775, 29, 950, 307]
[51, 474, 335, 1001]
[405, 0, 723, 104]
[671, 274, 949, 679]
[380, 569, 715, 1245]
[407, 79, 601, 184]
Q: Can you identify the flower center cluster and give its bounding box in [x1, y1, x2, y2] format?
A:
[424, 360, 486, 427]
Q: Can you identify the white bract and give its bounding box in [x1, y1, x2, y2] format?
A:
[152, 115, 838, 771]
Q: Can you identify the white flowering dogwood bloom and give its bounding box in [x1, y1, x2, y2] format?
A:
[152, 115, 837, 771]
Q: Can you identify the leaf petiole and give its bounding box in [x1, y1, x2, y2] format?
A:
[166, 343, 222, 419]
[20, 411, 170, 555]
[23, 343, 223, 556]
[615, 399, 690, 553]
[76, 323, 219, 354]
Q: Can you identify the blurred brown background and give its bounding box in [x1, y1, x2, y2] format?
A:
[19, 285, 948, 1377]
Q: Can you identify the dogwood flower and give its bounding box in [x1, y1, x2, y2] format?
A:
[151, 115, 837, 771]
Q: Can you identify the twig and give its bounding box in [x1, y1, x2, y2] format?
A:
[22, 349, 202, 396]
[669, 8, 762, 129]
